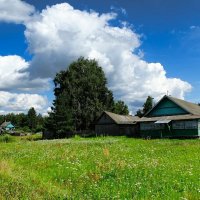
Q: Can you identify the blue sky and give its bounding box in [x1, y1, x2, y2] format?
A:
[0, 0, 200, 114]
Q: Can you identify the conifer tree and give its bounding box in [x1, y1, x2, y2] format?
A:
[143, 96, 153, 115]
[27, 107, 37, 132]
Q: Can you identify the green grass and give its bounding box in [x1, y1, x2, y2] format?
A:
[0, 134, 15, 143]
[0, 136, 199, 199]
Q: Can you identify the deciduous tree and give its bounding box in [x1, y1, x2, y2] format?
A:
[46, 57, 114, 137]
[112, 100, 129, 115]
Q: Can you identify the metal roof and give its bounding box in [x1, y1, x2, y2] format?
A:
[155, 120, 171, 124]
[139, 114, 200, 122]
[167, 95, 200, 115]
[97, 96, 200, 125]
[104, 111, 140, 124]
[145, 95, 200, 117]
[0, 121, 12, 128]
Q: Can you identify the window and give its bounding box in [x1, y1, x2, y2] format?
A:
[185, 121, 197, 129]
[172, 120, 197, 129]
[172, 121, 185, 129]
[140, 123, 164, 130]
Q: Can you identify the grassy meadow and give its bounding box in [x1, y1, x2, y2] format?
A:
[0, 135, 199, 199]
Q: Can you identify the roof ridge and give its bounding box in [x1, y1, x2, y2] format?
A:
[167, 95, 200, 115]
[104, 111, 139, 124]
[144, 95, 200, 117]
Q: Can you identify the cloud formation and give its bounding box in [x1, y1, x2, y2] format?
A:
[0, 91, 48, 114]
[0, 0, 35, 24]
[0, 55, 49, 91]
[24, 3, 191, 109]
[0, 1, 192, 113]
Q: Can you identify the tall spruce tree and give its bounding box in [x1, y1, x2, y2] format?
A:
[46, 57, 114, 137]
[135, 96, 154, 117]
[27, 107, 37, 132]
[143, 96, 153, 115]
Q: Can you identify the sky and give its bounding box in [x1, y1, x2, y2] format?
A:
[0, 0, 200, 115]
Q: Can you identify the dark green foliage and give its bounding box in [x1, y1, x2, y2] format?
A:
[0, 109, 45, 133]
[135, 96, 154, 117]
[15, 113, 28, 128]
[27, 107, 37, 132]
[143, 96, 153, 115]
[22, 126, 31, 133]
[0, 134, 14, 143]
[45, 57, 114, 137]
[112, 100, 129, 115]
[135, 109, 143, 117]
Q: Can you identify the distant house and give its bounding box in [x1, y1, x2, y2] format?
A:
[0, 121, 15, 132]
[95, 111, 140, 137]
[139, 95, 200, 138]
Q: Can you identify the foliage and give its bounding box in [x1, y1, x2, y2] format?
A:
[21, 126, 31, 133]
[27, 107, 37, 132]
[46, 57, 114, 137]
[20, 133, 42, 141]
[135, 109, 143, 117]
[0, 134, 14, 143]
[143, 96, 153, 115]
[0, 137, 199, 199]
[0, 108, 45, 133]
[136, 96, 154, 117]
[112, 100, 129, 115]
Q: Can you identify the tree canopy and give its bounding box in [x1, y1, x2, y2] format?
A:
[45, 57, 118, 137]
[143, 96, 153, 115]
[136, 96, 154, 117]
[112, 100, 129, 115]
[27, 107, 37, 132]
[0, 108, 45, 133]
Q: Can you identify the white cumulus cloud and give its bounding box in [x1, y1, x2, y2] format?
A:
[0, 91, 48, 114]
[0, 0, 35, 24]
[0, 1, 192, 113]
[23, 3, 191, 112]
[0, 55, 49, 91]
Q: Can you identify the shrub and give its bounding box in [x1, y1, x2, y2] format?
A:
[0, 134, 14, 143]
[22, 126, 31, 133]
[34, 125, 43, 133]
[20, 133, 42, 141]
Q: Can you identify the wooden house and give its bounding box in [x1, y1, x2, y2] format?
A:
[95, 111, 140, 137]
[0, 121, 15, 131]
[139, 95, 200, 138]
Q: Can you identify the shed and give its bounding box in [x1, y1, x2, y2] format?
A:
[139, 95, 200, 138]
[95, 111, 140, 137]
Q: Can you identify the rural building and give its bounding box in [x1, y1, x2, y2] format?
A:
[0, 121, 15, 131]
[95, 111, 140, 137]
[139, 95, 200, 138]
[95, 96, 200, 138]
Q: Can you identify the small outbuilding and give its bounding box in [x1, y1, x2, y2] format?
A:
[139, 95, 200, 138]
[95, 111, 140, 137]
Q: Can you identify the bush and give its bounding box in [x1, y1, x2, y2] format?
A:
[34, 125, 43, 133]
[20, 133, 42, 141]
[22, 126, 31, 133]
[0, 134, 14, 143]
